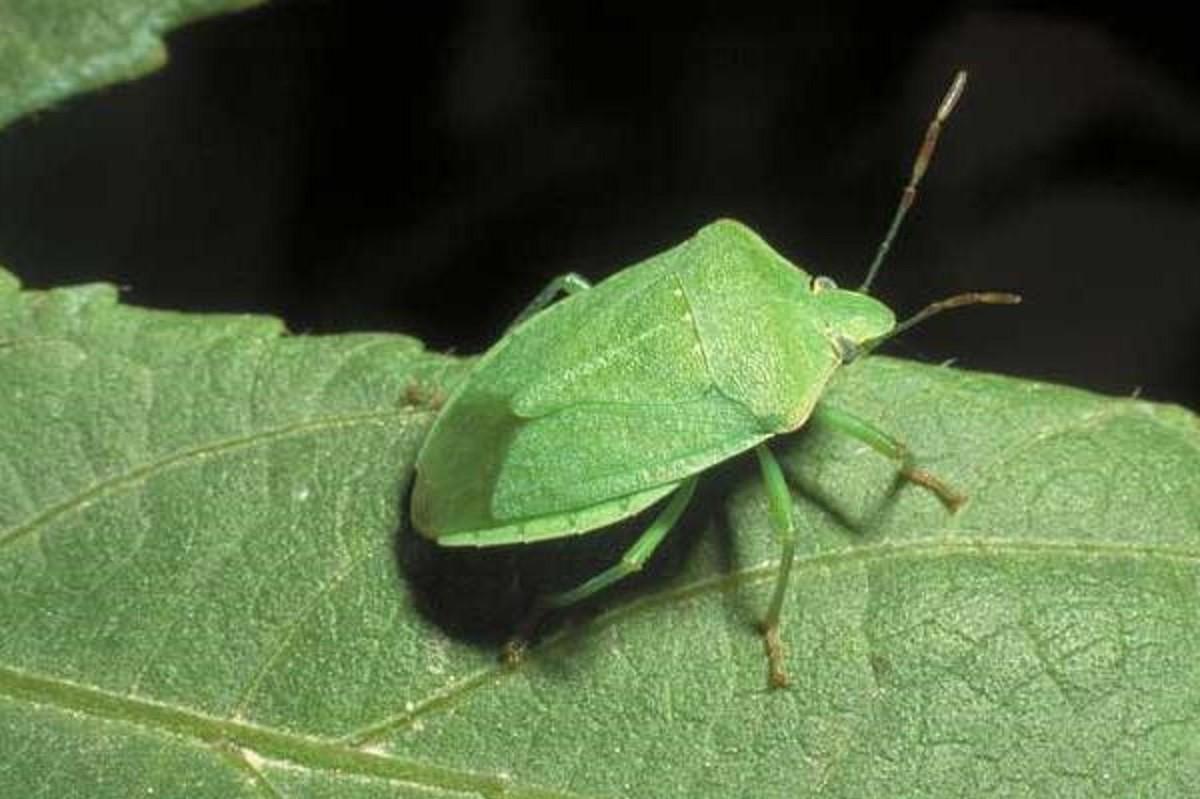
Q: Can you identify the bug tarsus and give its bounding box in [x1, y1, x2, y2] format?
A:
[500, 637, 528, 667]
[508, 272, 593, 331]
[500, 601, 548, 667]
[900, 464, 966, 512]
[760, 621, 791, 689]
[755, 444, 798, 690]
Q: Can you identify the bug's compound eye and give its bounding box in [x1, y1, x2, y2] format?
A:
[812, 275, 838, 294]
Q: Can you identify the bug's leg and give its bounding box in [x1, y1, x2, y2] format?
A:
[546, 476, 698, 608]
[508, 273, 592, 330]
[811, 404, 966, 511]
[755, 443, 796, 690]
[501, 477, 698, 665]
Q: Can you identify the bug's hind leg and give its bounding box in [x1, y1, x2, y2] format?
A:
[508, 273, 592, 330]
[501, 476, 697, 664]
[755, 443, 796, 689]
[811, 403, 966, 511]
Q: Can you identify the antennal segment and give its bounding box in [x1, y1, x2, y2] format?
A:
[888, 291, 1020, 339]
[853, 291, 1021, 360]
[859, 69, 968, 293]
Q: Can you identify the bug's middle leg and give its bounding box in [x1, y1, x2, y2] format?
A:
[810, 403, 965, 510]
[543, 476, 698, 609]
[502, 477, 698, 664]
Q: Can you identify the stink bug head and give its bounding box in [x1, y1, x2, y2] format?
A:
[695, 219, 894, 362]
[822, 68, 1018, 362]
[809, 278, 896, 360]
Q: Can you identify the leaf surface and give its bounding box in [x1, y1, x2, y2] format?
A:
[1, 268, 1198, 797]
[0, 0, 264, 129]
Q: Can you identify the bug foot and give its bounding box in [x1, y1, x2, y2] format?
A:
[500, 637, 528, 667]
[499, 601, 550, 667]
[760, 622, 791, 689]
[901, 465, 966, 512]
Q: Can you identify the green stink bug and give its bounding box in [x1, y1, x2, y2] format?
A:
[411, 71, 1018, 688]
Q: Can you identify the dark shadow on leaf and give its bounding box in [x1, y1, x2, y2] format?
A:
[782, 466, 908, 542]
[396, 511, 529, 647]
[776, 428, 908, 541]
[394, 431, 915, 668]
[395, 481, 710, 656]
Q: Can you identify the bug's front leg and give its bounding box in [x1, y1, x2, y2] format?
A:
[755, 443, 796, 690]
[810, 403, 965, 510]
[507, 272, 593, 330]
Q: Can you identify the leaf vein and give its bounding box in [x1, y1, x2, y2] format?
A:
[231, 552, 369, 717]
[0, 665, 585, 799]
[0, 409, 429, 553]
[347, 535, 1200, 745]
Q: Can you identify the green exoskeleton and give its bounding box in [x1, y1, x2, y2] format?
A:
[412, 71, 1018, 688]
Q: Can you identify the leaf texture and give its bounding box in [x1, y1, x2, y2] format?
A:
[1, 268, 1198, 797]
[0, 0, 265, 129]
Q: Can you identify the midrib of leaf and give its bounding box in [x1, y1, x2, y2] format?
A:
[4, 532, 1193, 785]
[345, 533, 1200, 746]
[0, 664, 584, 799]
[0, 407, 429, 551]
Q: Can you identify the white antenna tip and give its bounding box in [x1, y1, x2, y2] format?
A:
[938, 70, 968, 120]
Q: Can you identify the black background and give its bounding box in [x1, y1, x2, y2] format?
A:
[2, 2, 1197, 407]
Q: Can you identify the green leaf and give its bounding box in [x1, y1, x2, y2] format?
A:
[1, 268, 1198, 797]
[0, 0, 265, 129]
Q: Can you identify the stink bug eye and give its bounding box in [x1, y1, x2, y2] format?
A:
[411, 69, 1019, 690]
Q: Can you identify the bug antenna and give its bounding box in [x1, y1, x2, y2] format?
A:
[854, 291, 1021, 359]
[859, 69, 968, 294]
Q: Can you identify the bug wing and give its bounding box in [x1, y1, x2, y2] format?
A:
[514, 220, 841, 428]
[420, 395, 765, 548]
[492, 396, 765, 522]
[413, 220, 836, 545]
[414, 240, 765, 543]
[510, 260, 713, 416]
[493, 255, 770, 522]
